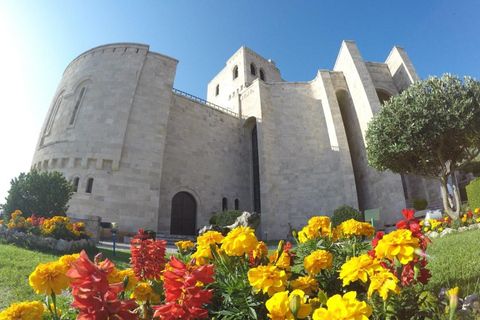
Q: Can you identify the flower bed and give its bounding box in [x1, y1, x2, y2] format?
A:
[0, 210, 470, 319]
[0, 210, 94, 252]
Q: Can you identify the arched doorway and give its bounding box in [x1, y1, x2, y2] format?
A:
[170, 192, 196, 235]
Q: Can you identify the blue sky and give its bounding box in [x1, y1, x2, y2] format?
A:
[0, 0, 479, 204]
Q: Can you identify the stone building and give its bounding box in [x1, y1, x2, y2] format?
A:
[31, 40, 441, 240]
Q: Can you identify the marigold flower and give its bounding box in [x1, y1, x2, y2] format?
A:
[252, 241, 269, 259]
[107, 268, 138, 291]
[221, 226, 258, 256]
[58, 253, 80, 273]
[336, 219, 375, 239]
[29, 261, 70, 295]
[367, 269, 401, 301]
[0, 301, 44, 320]
[265, 290, 311, 320]
[248, 264, 288, 296]
[312, 291, 372, 320]
[196, 230, 224, 247]
[338, 254, 382, 287]
[375, 229, 420, 264]
[191, 244, 215, 266]
[175, 240, 195, 251]
[131, 282, 161, 303]
[303, 250, 333, 275]
[290, 275, 319, 296]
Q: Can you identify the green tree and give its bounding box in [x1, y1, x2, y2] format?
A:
[366, 74, 480, 220]
[2, 169, 74, 219]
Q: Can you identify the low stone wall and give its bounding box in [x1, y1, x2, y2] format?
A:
[68, 213, 102, 243]
[0, 225, 96, 252]
[426, 223, 480, 238]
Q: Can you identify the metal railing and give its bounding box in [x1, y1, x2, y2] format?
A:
[172, 88, 238, 117]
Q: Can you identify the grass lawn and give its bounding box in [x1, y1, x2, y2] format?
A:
[425, 228, 480, 297]
[0, 243, 131, 310]
[1, 228, 480, 310]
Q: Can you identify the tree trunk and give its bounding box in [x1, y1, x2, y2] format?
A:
[441, 176, 461, 220]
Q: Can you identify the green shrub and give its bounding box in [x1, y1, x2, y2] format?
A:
[209, 214, 218, 225]
[412, 198, 428, 211]
[215, 210, 242, 227]
[331, 205, 363, 227]
[466, 178, 480, 210]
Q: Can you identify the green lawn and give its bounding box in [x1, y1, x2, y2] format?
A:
[1, 229, 480, 310]
[0, 243, 131, 310]
[425, 228, 480, 297]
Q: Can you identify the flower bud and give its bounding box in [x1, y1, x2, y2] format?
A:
[290, 294, 301, 318]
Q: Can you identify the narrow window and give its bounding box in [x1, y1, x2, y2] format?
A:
[234, 199, 239, 210]
[44, 94, 63, 136]
[86, 178, 94, 193]
[252, 125, 261, 212]
[250, 63, 256, 76]
[70, 87, 86, 125]
[215, 84, 220, 96]
[73, 177, 79, 192]
[222, 197, 228, 211]
[233, 66, 238, 80]
[259, 69, 265, 81]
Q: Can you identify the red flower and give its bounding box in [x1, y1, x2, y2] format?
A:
[468, 210, 473, 219]
[396, 209, 420, 230]
[29, 214, 45, 227]
[130, 229, 167, 281]
[67, 250, 114, 296]
[153, 256, 214, 320]
[72, 283, 139, 320]
[68, 251, 139, 320]
[397, 259, 431, 286]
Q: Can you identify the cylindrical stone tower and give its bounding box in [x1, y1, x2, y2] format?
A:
[32, 43, 178, 232]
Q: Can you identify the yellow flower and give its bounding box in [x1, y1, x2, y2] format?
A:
[308, 216, 330, 230]
[367, 269, 400, 301]
[0, 301, 44, 320]
[438, 227, 443, 232]
[248, 264, 288, 296]
[303, 250, 333, 275]
[175, 240, 195, 251]
[298, 225, 317, 243]
[265, 290, 311, 320]
[312, 291, 372, 320]
[375, 229, 420, 264]
[423, 227, 429, 232]
[191, 244, 215, 266]
[338, 254, 382, 287]
[475, 208, 480, 214]
[336, 219, 375, 239]
[107, 268, 138, 291]
[269, 251, 291, 271]
[29, 261, 70, 295]
[131, 282, 161, 303]
[196, 230, 224, 247]
[419, 220, 424, 226]
[291, 275, 319, 296]
[58, 253, 80, 273]
[221, 226, 258, 256]
[252, 241, 269, 260]
[265, 291, 289, 320]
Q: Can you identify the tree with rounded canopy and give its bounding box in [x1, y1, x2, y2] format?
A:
[2, 169, 74, 220]
[366, 74, 480, 220]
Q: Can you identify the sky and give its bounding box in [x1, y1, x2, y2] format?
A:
[0, 0, 479, 204]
